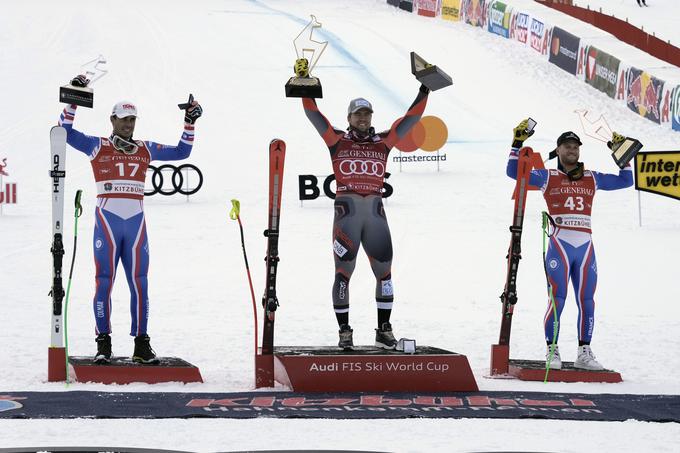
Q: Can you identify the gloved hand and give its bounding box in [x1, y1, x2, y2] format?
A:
[419, 83, 430, 95]
[294, 58, 309, 77]
[512, 118, 535, 148]
[70, 74, 90, 87]
[607, 131, 626, 150]
[184, 101, 203, 124]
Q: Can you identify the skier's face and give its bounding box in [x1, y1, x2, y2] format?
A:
[110, 115, 137, 139]
[557, 141, 580, 166]
[348, 109, 372, 133]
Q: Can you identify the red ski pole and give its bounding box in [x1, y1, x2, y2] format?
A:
[230, 199, 258, 357]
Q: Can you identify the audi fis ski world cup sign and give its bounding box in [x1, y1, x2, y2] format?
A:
[634, 151, 680, 201]
[145, 164, 203, 196]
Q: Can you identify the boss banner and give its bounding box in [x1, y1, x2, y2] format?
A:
[441, 0, 462, 21]
[584, 46, 620, 99]
[549, 27, 580, 75]
[635, 151, 680, 201]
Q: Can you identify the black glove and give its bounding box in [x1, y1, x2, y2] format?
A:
[70, 74, 90, 87]
[607, 131, 626, 150]
[184, 102, 203, 124]
[178, 93, 202, 124]
[419, 83, 430, 95]
[512, 119, 534, 148]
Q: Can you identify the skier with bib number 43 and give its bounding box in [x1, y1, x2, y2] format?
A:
[57, 74, 203, 364]
[295, 57, 430, 351]
[507, 119, 633, 371]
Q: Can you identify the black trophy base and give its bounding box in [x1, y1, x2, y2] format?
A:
[611, 138, 643, 168]
[410, 51, 453, 91]
[60, 85, 94, 108]
[285, 77, 323, 98]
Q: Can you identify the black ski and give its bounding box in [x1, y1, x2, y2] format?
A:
[261, 139, 286, 355]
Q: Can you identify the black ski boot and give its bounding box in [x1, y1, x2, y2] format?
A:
[94, 333, 112, 364]
[375, 322, 397, 350]
[338, 324, 354, 350]
[133, 334, 160, 364]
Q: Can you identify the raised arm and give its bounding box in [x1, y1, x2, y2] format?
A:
[148, 99, 202, 161]
[506, 146, 548, 188]
[382, 84, 429, 150]
[58, 104, 100, 157]
[592, 166, 634, 191]
[302, 98, 344, 148]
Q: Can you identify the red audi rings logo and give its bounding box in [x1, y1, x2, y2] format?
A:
[338, 160, 385, 177]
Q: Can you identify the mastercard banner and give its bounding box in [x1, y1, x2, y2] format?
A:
[394, 115, 448, 152]
[549, 27, 580, 75]
[441, 0, 462, 21]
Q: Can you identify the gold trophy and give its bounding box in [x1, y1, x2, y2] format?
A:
[609, 135, 643, 169]
[285, 15, 327, 98]
[59, 55, 108, 108]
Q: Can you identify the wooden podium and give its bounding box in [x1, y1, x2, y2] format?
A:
[68, 356, 203, 384]
[256, 346, 478, 392]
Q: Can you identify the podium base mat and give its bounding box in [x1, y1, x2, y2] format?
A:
[268, 345, 478, 392]
[508, 359, 622, 383]
[69, 356, 203, 384]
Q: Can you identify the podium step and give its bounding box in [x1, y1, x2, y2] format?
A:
[264, 345, 478, 392]
[69, 356, 203, 384]
[508, 359, 622, 383]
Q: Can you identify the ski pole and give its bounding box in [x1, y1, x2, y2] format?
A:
[542, 211, 559, 382]
[230, 199, 259, 357]
[64, 189, 83, 385]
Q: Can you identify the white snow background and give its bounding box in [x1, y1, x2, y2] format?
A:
[0, 0, 679, 451]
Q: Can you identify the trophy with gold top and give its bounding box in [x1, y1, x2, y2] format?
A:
[285, 15, 327, 98]
[608, 131, 643, 169]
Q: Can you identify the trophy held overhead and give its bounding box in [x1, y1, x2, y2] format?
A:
[285, 15, 327, 98]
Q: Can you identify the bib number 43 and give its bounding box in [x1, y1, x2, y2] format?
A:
[564, 196, 584, 211]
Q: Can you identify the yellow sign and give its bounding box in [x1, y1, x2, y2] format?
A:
[634, 151, 680, 201]
[442, 0, 462, 21]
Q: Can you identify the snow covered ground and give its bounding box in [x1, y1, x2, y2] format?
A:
[0, 0, 679, 451]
